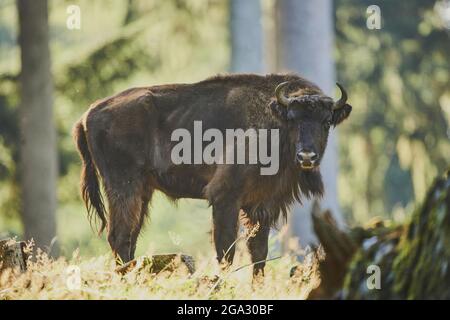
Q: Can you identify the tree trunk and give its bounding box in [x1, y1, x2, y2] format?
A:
[275, 0, 343, 247]
[17, 0, 58, 256]
[229, 0, 264, 73]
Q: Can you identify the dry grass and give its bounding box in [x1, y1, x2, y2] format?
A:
[0, 240, 321, 300]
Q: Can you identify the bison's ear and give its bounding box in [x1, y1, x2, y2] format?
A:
[332, 103, 352, 126]
[269, 100, 288, 121]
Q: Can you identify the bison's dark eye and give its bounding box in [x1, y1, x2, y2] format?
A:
[324, 120, 331, 130]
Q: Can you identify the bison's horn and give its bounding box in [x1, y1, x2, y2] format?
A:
[275, 81, 292, 107]
[333, 83, 348, 110]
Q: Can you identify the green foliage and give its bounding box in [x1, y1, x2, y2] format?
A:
[57, 32, 159, 107]
[336, 0, 450, 223]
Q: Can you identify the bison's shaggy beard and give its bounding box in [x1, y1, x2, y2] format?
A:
[243, 167, 324, 229]
[298, 169, 324, 200]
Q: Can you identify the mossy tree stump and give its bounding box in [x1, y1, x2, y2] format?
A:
[308, 169, 450, 299]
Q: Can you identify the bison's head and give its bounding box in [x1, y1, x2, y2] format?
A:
[271, 81, 352, 170]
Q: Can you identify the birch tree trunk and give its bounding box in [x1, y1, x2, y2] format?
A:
[17, 0, 58, 256]
[229, 0, 264, 72]
[276, 0, 343, 247]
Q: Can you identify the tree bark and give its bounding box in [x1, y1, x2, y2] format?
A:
[17, 0, 58, 256]
[275, 0, 343, 247]
[229, 0, 264, 73]
[342, 168, 450, 299]
[307, 168, 450, 299]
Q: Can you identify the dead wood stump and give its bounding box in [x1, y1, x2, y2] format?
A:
[303, 168, 449, 299]
[304, 201, 358, 299]
[0, 239, 28, 272]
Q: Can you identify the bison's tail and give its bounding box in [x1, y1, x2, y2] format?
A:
[73, 120, 107, 234]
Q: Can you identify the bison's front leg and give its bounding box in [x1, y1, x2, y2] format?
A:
[212, 201, 240, 269]
[247, 223, 270, 277]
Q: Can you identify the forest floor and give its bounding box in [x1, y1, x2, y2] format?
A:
[0, 245, 319, 300]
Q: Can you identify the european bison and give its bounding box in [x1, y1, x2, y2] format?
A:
[73, 73, 351, 276]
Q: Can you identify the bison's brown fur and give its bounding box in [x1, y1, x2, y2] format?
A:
[73, 73, 351, 276]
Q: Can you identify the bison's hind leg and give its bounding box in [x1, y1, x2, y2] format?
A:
[105, 181, 153, 264]
[130, 190, 153, 258]
[84, 103, 154, 264]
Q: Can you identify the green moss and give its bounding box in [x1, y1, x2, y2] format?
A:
[343, 169, 450, 299]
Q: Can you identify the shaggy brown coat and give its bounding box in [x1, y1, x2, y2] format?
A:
[73, 73, 351, 276]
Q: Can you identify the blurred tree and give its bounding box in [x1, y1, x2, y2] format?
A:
[17, 0, 58, 255]
[276, 0, 343, 247]
[335, 0, 450, 223]
[229, 0, 264, 72]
